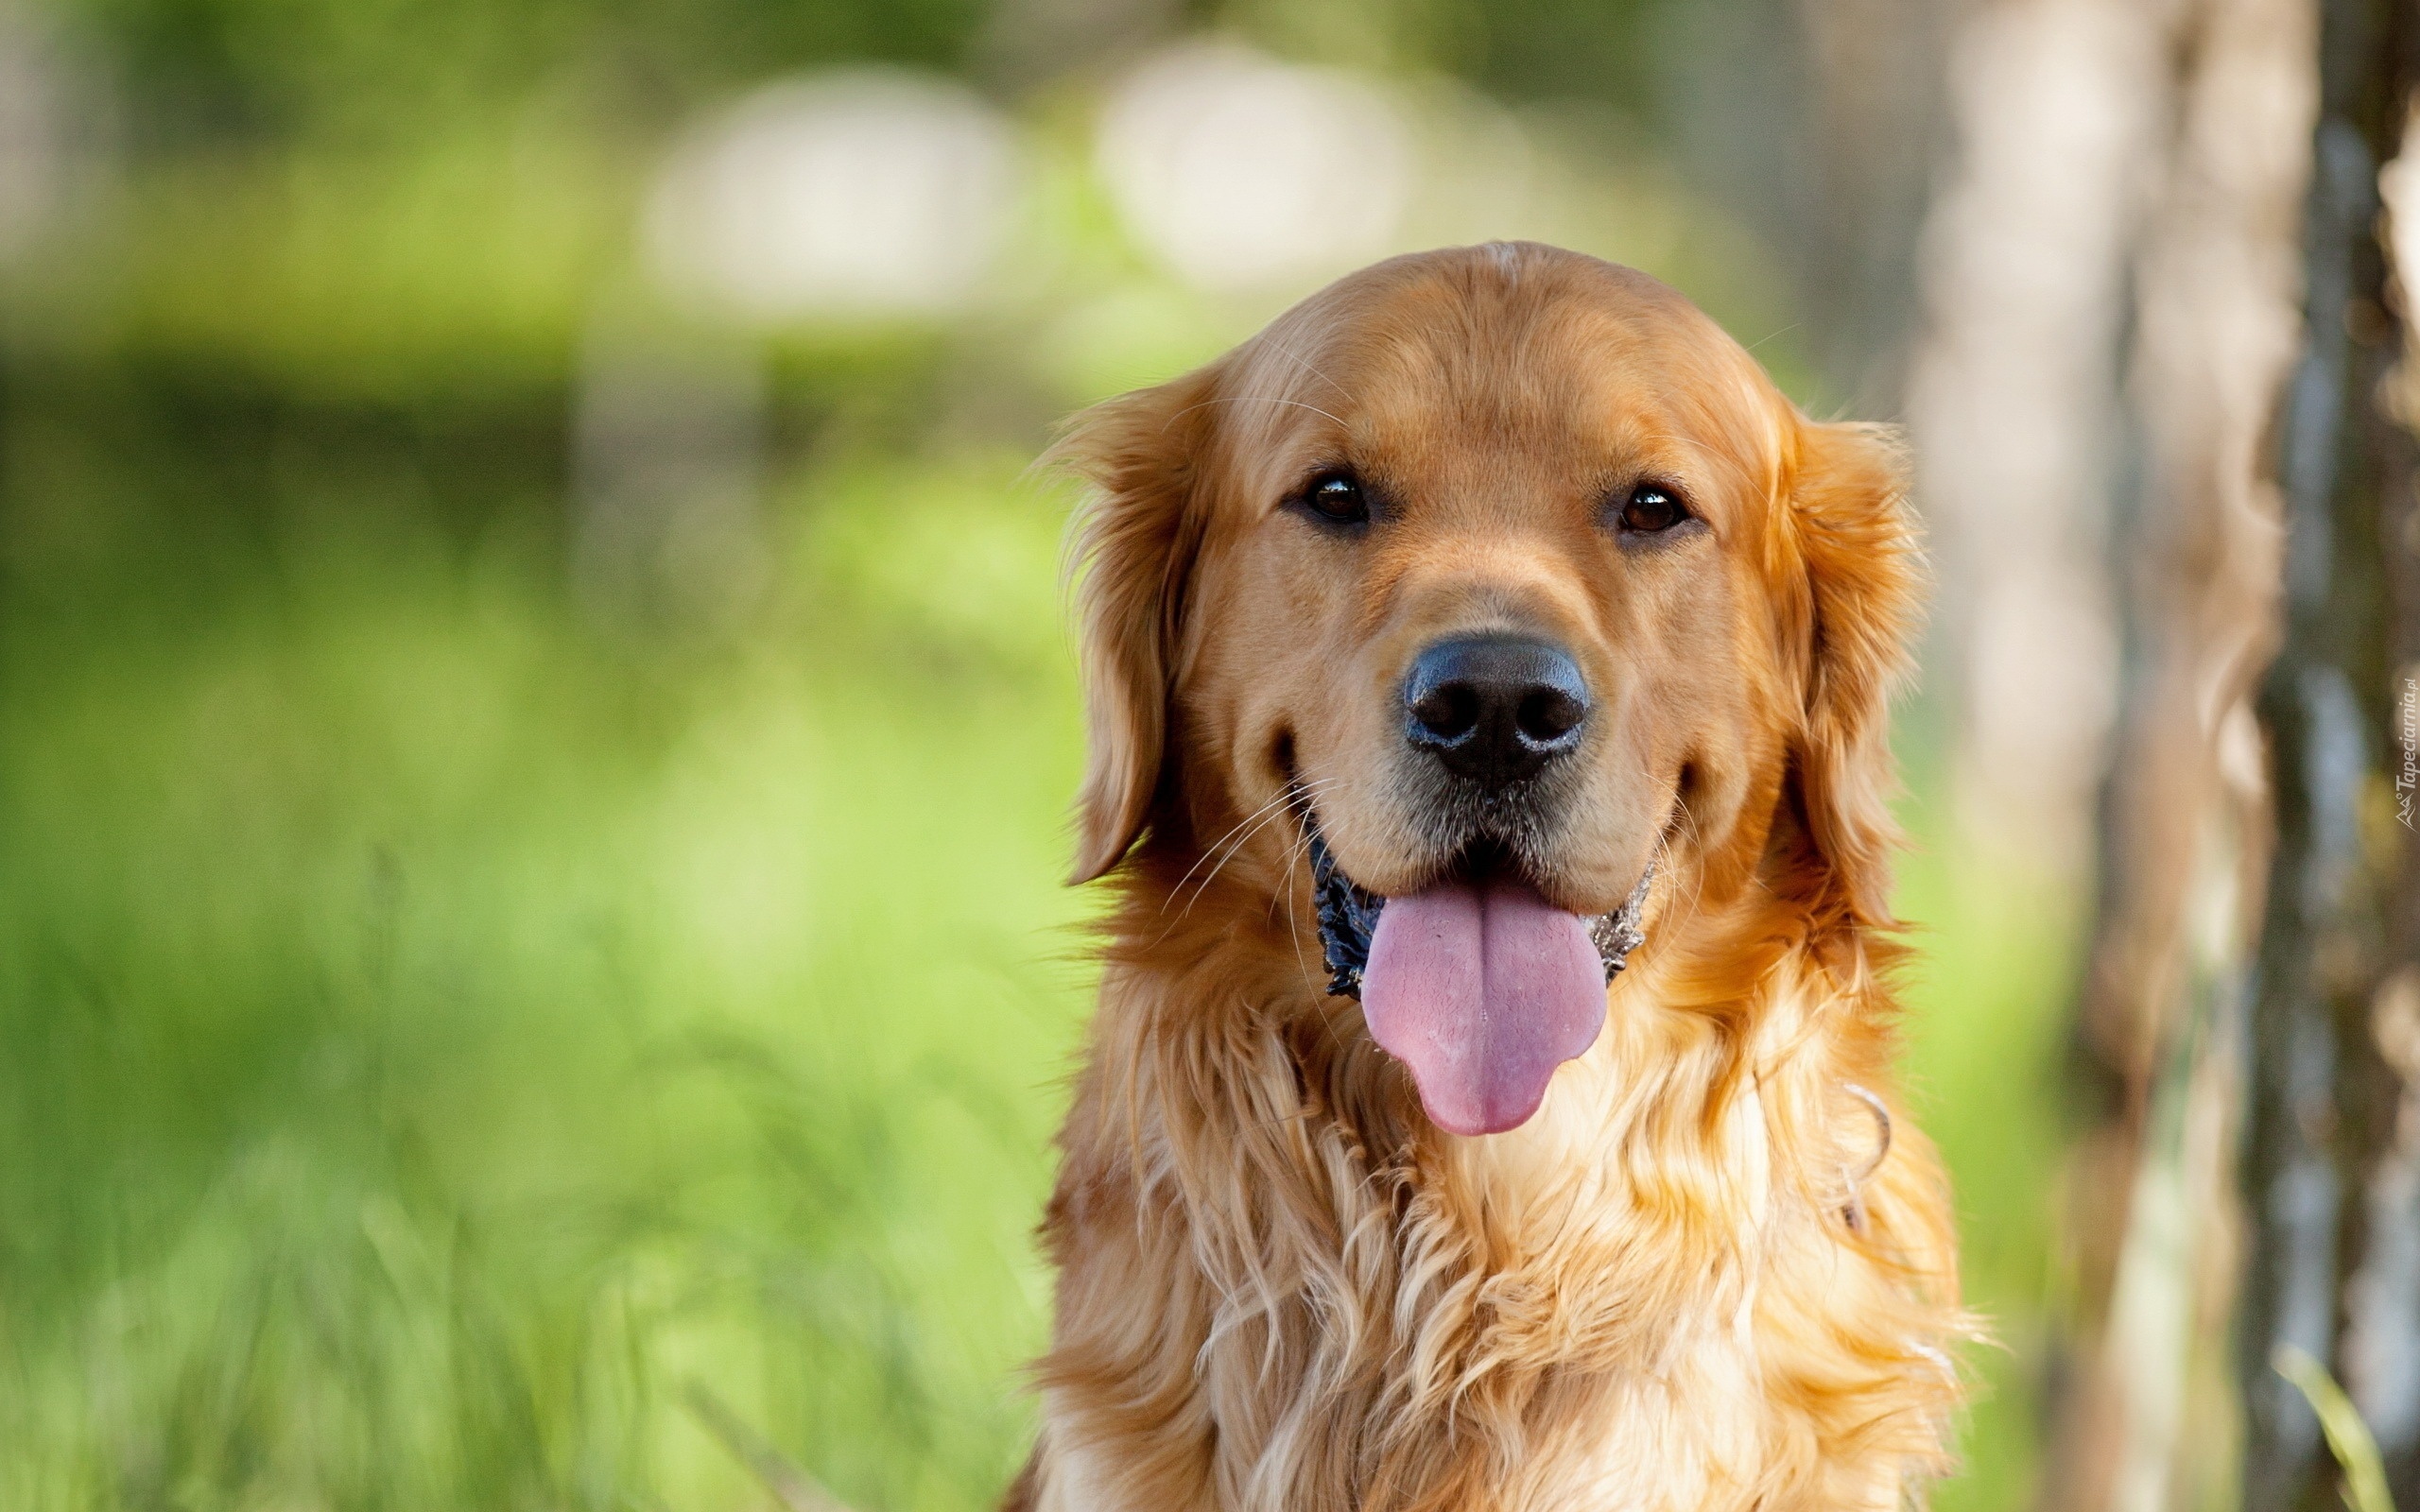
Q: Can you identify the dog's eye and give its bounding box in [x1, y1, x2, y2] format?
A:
[1617, 484, 1687, 535]
[1301, 472, 1370, 525]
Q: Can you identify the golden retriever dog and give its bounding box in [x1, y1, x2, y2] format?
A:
[1010, 242, 1970, 1512]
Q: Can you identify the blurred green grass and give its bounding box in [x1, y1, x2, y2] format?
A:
[0, 451, 1092, 1510]
[0, 435, 2071, 1510]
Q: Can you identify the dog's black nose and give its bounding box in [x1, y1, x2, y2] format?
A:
[1402, 635, 1590, 787]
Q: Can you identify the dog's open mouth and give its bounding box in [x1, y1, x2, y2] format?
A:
[1305, 813, 1651, 1136]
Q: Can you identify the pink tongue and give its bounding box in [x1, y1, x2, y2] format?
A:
[1361, 881, 1608, 1136]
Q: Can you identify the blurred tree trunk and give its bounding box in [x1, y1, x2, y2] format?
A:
[2043, 0, 2420, 1505]
[2042, 0, 2315, 1507]
[2238, 2, 2420, 1508]
[1910, 0, 2153, 885]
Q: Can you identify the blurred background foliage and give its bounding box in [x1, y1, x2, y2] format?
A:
[0, 0, 2070, 1507]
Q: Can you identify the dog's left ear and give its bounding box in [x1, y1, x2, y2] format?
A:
[1053, 365, 1223, 885]
[1783, 417, 1924, 927]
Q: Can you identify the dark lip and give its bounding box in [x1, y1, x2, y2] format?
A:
[1303, 816, 1384, 999]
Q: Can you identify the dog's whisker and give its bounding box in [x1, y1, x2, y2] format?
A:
[1272, 819, 1322, 982]
[1661, 795, 1712, 934]
[1159, 777, 1348, 920]
[1270, 820, 1362, 1090]
[1176, 809, 1298, 920]
[1163, 787, 1312, 918]
[1157, 778, 1353, 946]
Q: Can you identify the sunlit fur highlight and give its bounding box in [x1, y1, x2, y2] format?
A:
[1011, 245, 1974, 1512]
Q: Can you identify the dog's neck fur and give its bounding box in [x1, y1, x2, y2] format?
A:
[1027, 847, 1963, 1512]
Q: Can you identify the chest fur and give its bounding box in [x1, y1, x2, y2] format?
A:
[1030, 978, 1953, 1512]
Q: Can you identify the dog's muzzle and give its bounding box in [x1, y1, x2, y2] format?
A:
[1305, 822, 1652, 1000]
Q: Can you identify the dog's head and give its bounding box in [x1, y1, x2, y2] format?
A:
[1059, 244, 1918, 1135]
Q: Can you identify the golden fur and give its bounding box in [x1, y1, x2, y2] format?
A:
[1011, 244, 1972, 1512]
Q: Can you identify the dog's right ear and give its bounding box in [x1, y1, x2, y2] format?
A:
[1052, 365, 1222, 885]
